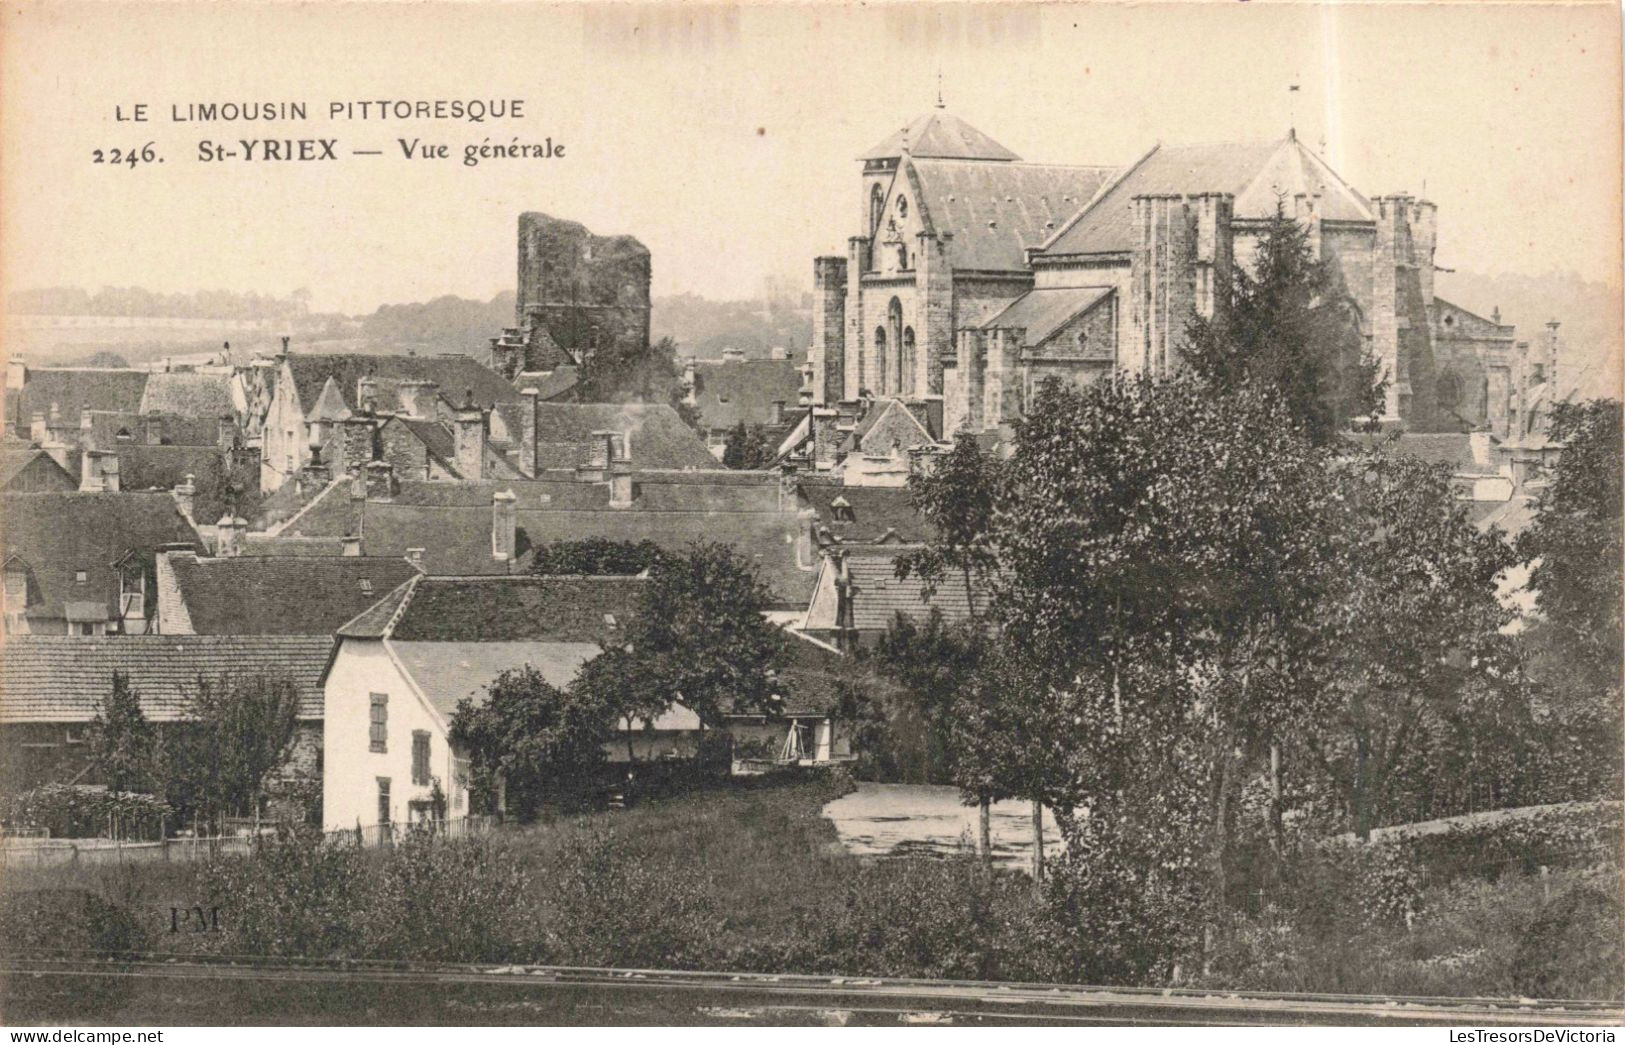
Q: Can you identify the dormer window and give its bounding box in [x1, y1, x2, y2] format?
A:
[75, 570, 87, 584]
[360, 578, 374, 595]
[830, 495, 855, 523]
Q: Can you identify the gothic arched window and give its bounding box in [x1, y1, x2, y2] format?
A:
[872, 326, 888, 393]
[870, 184, 885, 236]
[1436, 371, 1464, 411]
[901, 327, 917, 397]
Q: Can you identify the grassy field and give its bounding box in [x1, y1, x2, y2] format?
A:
[2, 771, 1618, 1000]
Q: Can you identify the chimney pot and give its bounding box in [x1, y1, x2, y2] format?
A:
[491, 488, 518, 561]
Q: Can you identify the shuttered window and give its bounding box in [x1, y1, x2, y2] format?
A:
[411, 731, 430, 786]
[369, 693, 388, 753]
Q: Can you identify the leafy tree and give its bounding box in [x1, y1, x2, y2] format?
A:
[88, 671, 155, 796]
[1517, 399, 1624, 698]
[166, 673, 302, 832]
[1185, 203, 1383, 445]
[1303, 449, 1519, 838]
[530, 537, 667, 576]
[449, 665, 613, 820]
[618, 542, 787, 728]
[721, 422, 775, 470]
[897, 434, 1000, 618]
[574, 334, 701, 430]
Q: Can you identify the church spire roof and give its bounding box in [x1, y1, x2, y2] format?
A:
[859, 109, 1021, 163]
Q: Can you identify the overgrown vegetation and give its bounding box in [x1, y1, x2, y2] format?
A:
[5, 776, 1618, 1000]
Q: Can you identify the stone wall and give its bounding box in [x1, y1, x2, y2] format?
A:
[515, 212, 652, 370]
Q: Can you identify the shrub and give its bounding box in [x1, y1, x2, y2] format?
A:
[0, 889, 150, 1020]
[0, 784, 170, 840]
[1512, 884, 1624, 1001]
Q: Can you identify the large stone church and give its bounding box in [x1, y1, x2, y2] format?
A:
[810, 106, 1530, 438]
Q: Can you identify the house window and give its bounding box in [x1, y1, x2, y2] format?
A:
[377, 778, 391, 825]
[72, 622, 102, 637]
[74, 570, 87, 584]
[369, 693, 388, 752]
[411, 730, 430, 786]
[359, 578, 373, 595]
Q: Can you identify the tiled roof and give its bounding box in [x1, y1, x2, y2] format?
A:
[166, 553, 420, 635]
[240, 535, 352, 557]
[0, 492, 203, 622]
[689, 359, 804, 432]
[138, 372, 234, 418]
[1435, 298, 1516, 341]
[0, 635, 333, 723]
[841, 546, 991, 631]
[18, 370, 149, 428]
[799, 482, 933, 544]
[1040, 136, 1373, 257]
[982, 287, 1114, 346]
[532, 402, 716, 471]
[273, 478, 363, 537]
[342, 574, 646, 642]
[284, 353, 522, 416]
[116, 444, 262, 523]
[0, 447, 75, 492]
[909, 158, 1117, 272]
[862, 109, 1021, 162]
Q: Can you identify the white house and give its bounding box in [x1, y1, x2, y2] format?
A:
[322, 573, 852, 829]
[321, 574, 647, 829]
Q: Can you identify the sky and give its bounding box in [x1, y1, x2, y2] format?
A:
[1, 1, 1620, 315]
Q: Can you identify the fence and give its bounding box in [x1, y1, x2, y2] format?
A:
[0, 816, 496, 868]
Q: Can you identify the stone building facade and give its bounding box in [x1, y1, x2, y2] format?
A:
[811, 108, 1534, 439]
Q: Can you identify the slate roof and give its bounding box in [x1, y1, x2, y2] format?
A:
[531, 402, 716, 470]
[240, 535, 352, 557]
[392, 641, 607, 721]
[270, 477, 363, 537]
[84, 411, 224, 449]
[0, 492, 204, 622]
[1039, 135, 1373, 257]
[982, 287, 1114, 346]
[138, 372, 234, 418]
[688, 359, 804, 432]
[341, 574, 646, 642]
[799, 482, 933, 544]
[1434, 298, 1516, 341]
[0, 447, 75, 492]
[116, 444, 262, 522]
[862, 108, 1022, 162]
[17, 370, 149, 429]
[359, 491, 813, 605]
[908, 158, 1117, 272]
[283, 353, 522, 416]
[1355, 431, 1496, 474]
[165, 553, 421, 635]
[0, 635, 333, 723]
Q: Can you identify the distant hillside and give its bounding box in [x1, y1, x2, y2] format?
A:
[652, 292, 811, 361]
[359, 292, 515, 352]
[1435, 270, 1622, 402]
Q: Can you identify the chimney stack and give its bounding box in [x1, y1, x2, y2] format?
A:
[80, 450, 117, 492]
[519, 387, 540, 476]
[217, 414, 238, 450]
[338, 417, 376, 476]
[79, 409, 94, 448]
[682, 359, 698, 407]
[298, 447, 330, 495]
[608, 437, 634, 509]
[341, 535, 362, 557]
[278, 335, 291, 358]
[142, 411, 163, 446]
[173, 473, 197, 521]
[769, 400, 785, 425]
[492, 489, 518, 561]
[452, 390, 485, 480]
[215, 514, 247, 557]
[577, 430, 615, 482]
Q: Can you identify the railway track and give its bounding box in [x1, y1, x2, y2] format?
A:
[3, 954, 1621, 1026]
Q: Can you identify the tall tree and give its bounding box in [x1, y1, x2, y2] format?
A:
[168, 673, 302, 832]
[1517, 399, 1624, 698]
[449, 665, 613, 820]
[1185, 203, 1383, 445]
[619, 542, 787, 728]
[1305, 449, 1519, 838]
[88, 671, 154, 796]
[897, 435, 1000, 616]
[721, 422, 774, 470]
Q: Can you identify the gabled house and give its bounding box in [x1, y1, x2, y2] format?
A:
[322, 575, 648, 828]
[0, 444, 76, 492]
[1, 492, 204, 636]
[680, 354, 805, 457]
[801, 543, 991, 650]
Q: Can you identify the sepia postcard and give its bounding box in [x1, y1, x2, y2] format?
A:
[0, 0, 1621, 1033]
